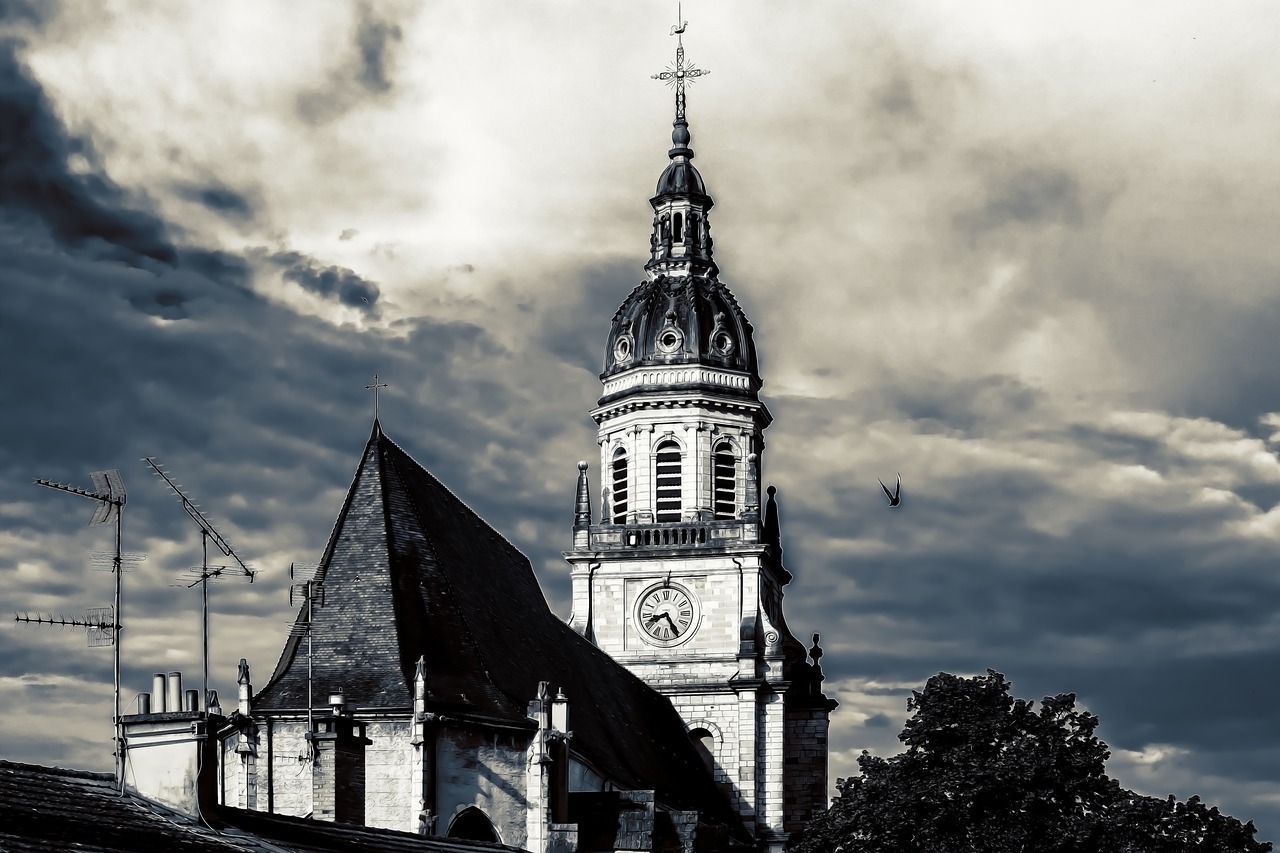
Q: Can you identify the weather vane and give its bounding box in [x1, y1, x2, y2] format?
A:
[365, 373, 389, 420]
[651, 3, 708, 123]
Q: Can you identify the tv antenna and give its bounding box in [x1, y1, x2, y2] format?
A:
[26, 468, 127, 790]
[143, 458, 255, 715]
[288, 562, 323, 757]
[15, 607, 119, 647]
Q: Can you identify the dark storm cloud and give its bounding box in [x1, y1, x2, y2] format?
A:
[955, 163, 1084, 236]
[353, 1, 401, 93]
[0, 41, 177, 266]
[295, 2, 404, 123]
[0, 0, 47, 27]
[269, 249, 381, 308]
[179, 183, 255, 222]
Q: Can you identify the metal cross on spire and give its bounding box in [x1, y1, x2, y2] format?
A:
[651, 4, 708, 123]
[365, 373, 389, 420]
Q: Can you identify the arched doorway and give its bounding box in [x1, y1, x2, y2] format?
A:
[446, 806, 500, 843]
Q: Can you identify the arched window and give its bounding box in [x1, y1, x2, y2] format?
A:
[689, 727, 715, 773]
[447, 807, 499, 842]
[611, 448, 629, 523]
[655, 440, 682, 522]
[713, 442, 737, 519]
[673, 211, 684, 243]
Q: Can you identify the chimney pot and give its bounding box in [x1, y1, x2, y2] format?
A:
[329, 692, 345, 715]
[138, 692, 152, 715]
[166, 672, 183, 714]
[185, 689, 199, 713]
[153, 674, 167, 712]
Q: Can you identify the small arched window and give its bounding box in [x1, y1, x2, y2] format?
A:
[611, 449, 629, 524]
[673, 211, 684, 243]
[689, 727, 715, 773]
[655, 440, 682, 523]
[713, 443, 737, 519]
[447, 807, 499, 842]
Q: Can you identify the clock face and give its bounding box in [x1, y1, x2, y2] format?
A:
[636, 582, 699, 646]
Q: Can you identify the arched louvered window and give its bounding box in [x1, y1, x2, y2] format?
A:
[713, 442, 737, 519]
[611, 448, 629, 524]
[655, 440, 682, 522]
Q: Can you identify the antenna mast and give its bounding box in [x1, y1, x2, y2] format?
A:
[143, 458, 254, 714]
[27, 469, 127, 791]
[289, 562, 323, 755]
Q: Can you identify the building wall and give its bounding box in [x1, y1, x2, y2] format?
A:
[364, 719, 416, 830]
[436, 728, 530, 848]
[783, 705, 831, 835]
[264, 720, 311, 818]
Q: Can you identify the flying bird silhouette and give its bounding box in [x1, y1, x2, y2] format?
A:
[878, 474, 902, 507]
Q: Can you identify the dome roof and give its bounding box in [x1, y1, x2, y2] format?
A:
[602, 273, 759, 392]
[656, 159, 706, 197]
[653, 118, 709, 200]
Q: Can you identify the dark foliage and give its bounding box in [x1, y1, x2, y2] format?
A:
[794, 670, 1271, 853]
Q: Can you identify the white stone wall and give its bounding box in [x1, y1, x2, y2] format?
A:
[265, 720, 312, 817]
[219, 737, 256, 810]
[436, 729, 529, 849]
[363, 719, 416, 831]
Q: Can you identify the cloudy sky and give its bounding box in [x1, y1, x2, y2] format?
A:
[4, 0, 1280, 839]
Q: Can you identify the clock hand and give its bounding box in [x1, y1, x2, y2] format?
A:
[661, 612, 680, 636]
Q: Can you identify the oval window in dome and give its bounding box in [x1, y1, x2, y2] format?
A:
[711, 331, 734, 356]
[657, 328, 683, 354]
[614, 334, 634, 364]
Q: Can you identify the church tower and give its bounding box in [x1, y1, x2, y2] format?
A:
[564, 25, 836, 853]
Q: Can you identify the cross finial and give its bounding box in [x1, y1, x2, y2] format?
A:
[364, 373, 389, 421]
[651, 4, 707, 123]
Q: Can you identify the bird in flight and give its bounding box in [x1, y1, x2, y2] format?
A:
[878, 473, 902, 507]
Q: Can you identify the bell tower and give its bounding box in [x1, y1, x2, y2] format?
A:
[563, 22, 836, 852]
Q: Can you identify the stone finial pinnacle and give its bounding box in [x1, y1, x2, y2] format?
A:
[574, 461, 591, 528]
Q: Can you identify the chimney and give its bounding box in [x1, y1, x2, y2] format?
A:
[310, 692, 372, 825]
[219, 658, 259, 811]
[120, 669, 219, 816]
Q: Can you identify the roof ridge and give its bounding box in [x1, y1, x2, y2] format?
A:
[0, 759, 114, 782]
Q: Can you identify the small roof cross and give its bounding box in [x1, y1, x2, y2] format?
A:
[365, 373, 389, 421]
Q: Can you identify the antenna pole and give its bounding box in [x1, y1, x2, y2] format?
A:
[201, 529, 210, 713]
[308, 581, 314, 739]
[143, 457, 254, 722]
[113, 501, 123, 792]
[30, 470, 127, 793]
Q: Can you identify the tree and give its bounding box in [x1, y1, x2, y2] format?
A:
[794, 670, 1271, 853]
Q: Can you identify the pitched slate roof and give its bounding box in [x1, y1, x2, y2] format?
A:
[256, 423, 744, 835]
[0, 760, 520, 853]
[0, 760, 243, 853]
